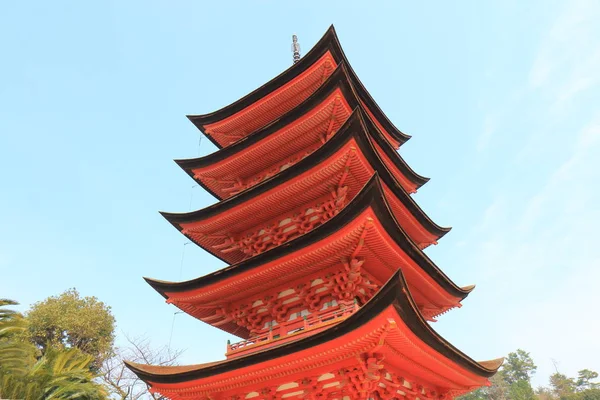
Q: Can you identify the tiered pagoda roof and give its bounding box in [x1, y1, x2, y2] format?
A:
[127, 271, 502, 400]
[187, 26, 409, 150]
[149, 175, 470, 333]
[163, 111, 448, 265]
[177, 64, 427, 200]
[128, 25, 500, 400]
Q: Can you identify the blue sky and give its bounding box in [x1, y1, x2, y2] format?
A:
[1, 0, 599, 389]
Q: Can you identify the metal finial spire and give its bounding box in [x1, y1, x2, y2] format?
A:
[291, 34, 301, 64]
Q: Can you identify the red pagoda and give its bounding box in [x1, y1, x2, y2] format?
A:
[126, 26, 502, 400]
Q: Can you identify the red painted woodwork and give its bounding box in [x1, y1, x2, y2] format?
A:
[128, 272, 501, 400]
[157, 187, 467, 338]
[226, 303, 359, 359]
[188, 26, 410, 150]
[203, 52, 338, 148]
[128, 25, 500, 400]
[361, 101, 400, 149]
[193, 90, 351, 198]
[170, 130, 444, 266]
[197, 52, 402, 151]
[184, 85, 422, 201]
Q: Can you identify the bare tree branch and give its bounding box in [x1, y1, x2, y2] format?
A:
[100, 333, 183, 399]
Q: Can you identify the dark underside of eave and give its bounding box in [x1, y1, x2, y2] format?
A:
[176, 63, 428, 199]
[151, 168, 466, 304]
[163, 109, 449, 247]
[128, 270, 498, 385]
[186, 25, 410, 150]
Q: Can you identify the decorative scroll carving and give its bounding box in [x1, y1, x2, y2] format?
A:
[211, 350, 446, 400]
[337, 353, 386, 399]
[199, 97, 346, 199]
[336, 352, 442, 400]
[327, 222, 377, 306]
[296, 376, 321, 400]
[221, 263, 379, 336]
[296, 281, 329, 313]
[259, 385, 278, 400]
[212, 218, 382, 343]
[219, 303, 266, 333]
[203, 149, 315, 197]
[210, 185, 349, 259]
[183, 150, 361, 262]
[219, 230, 382, 337]
[329, 257, 378, 305]
[267, 295, 296, 324]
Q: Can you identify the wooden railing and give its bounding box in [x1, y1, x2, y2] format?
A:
[226, 303, 359, 357]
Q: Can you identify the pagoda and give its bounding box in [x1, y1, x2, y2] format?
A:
[126, 26, 502, 400]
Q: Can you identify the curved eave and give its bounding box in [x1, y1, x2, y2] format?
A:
[177, 63, 428, 199]
[126, 270, 502, 385]
[153, 172, 467, 303]
[164, 109, 448, 246]
[187, 25, 410, 149]
[357, 109, 450, 239]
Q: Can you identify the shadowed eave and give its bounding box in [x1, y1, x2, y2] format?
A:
[187, 25, 410, 149]
[176, 63, 429, 200]
[126, 270, 502, 385]
[151, 172, 468, 304]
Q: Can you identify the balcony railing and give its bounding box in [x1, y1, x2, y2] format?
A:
[226, 303, 359, 358]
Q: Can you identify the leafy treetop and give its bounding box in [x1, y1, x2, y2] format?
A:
[26, 289, 115, 368]
[504, 349, 538, 384]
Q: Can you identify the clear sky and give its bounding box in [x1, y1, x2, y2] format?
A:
[1, 0, 599, 389]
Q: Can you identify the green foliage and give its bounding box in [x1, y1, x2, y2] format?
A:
[0, 347, 107, 400]
[572, 388, 600, 400]
[0, 299, 37, 374]
[458, 347, 600, 400]
[544, 369, 600, 400]
[457, 389, 488, 400]
[27, 289, 116, 368]
[459, 349, 537, 400]
[577, 370, 600, 391]
[537, 386, 555, 400]
[504, 349, 538, 385]
[0, 298, 107, 399]
[488, 371, 512, 399]
[459, 371, 510, 400]
[509, 379, 537, 400]
[550, 372, 576, 398]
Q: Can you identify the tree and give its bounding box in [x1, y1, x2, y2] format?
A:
[537, 386, 556, 400]
[459, 349, 539, 400]
[458, 389, 487, 400]
[101, 334, 182, 400]
[0, 298, 107, 400]
[459, 371, 509, 400]
[488, 370, 511, 400]
[538, 368, 600, 400]
[503, 349, 537, 385]
[0, 299, 36, 373]
[572, 388, 600, 400]
[27, 289, 116, 368]
[577, 370, 600, 391]
[509, 379, 537, 400]
[550, 372, 576, 398]
[0, 347, 107, 400]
